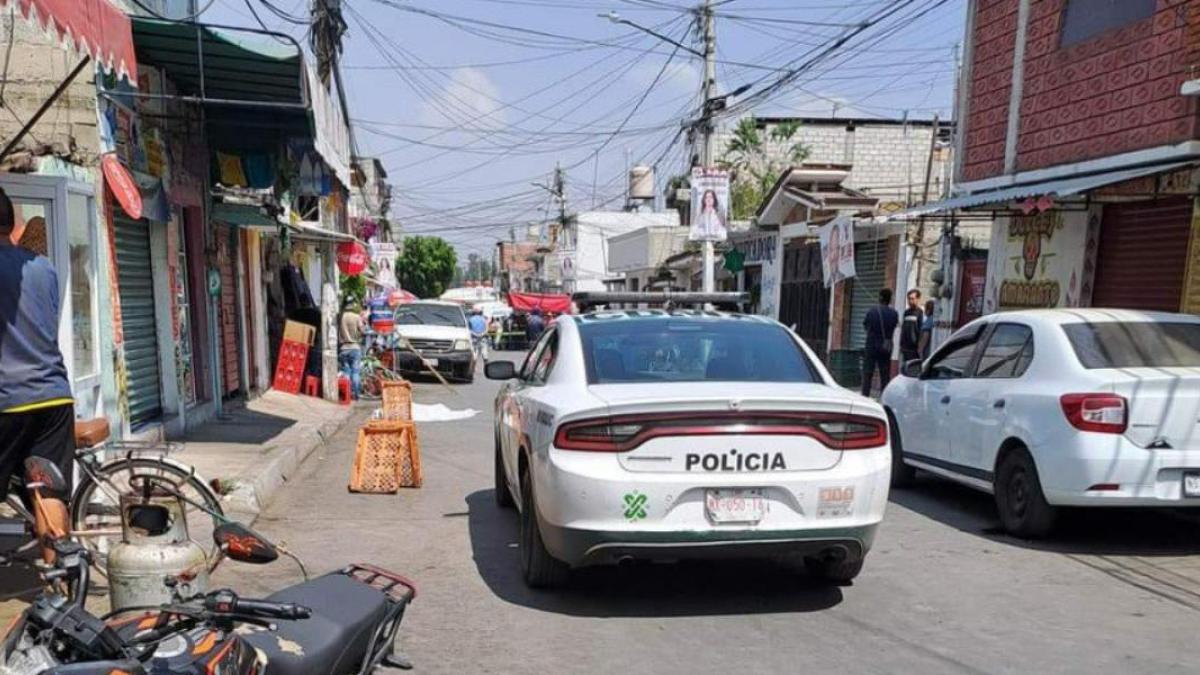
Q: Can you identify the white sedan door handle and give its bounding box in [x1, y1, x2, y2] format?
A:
[940, 395, 951, 405]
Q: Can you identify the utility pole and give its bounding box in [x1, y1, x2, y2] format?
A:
[700, 0, 717, 294]
[311, 0, 347, 87]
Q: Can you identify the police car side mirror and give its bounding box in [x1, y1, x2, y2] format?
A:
[901, 359, 923, 379]
[486, 361, 517, 380]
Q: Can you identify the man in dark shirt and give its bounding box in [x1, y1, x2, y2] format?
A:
[526, 308, 546, 344]
[861, 288, 899, 397]
[900, 289, 924, 364]
[0, 187, 74, 561]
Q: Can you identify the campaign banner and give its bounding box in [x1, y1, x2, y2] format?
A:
[371, 242, 398, 289]
[689, 168, 730, 242]
[818, 215, 856, 287]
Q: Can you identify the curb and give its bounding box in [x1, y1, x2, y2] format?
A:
[220, 408, 356, 523]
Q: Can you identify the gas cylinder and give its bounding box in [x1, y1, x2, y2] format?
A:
[107, 491, 209, 611]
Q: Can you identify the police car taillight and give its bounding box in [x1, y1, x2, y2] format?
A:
[554, 413, 887, 452]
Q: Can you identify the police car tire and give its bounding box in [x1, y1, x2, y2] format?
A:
[519, 467, 568, 589]
[805, 556, 864, 585]
[495, 439, 514, 509]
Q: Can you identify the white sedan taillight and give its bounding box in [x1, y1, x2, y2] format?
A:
[1060, 393, 1128, 434]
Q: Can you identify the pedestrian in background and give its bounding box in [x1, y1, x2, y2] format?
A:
[861, 288, 899, 398]
[900, 289, 923, 364]
[526, 308, 546, 344]
[920, 299, 936, 360]
[337, 298, 364, 399]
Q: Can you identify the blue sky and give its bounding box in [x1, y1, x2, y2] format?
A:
[203, 0, 967, 255]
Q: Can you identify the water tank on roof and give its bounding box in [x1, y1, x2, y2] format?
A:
[629, 165, 655, 201]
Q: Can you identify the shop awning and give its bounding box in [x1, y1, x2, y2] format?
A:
[289, 221, 359, 244]
[211, 202, 278, 229]
[212, 202, 360, 244]
[893, 161, 1197, 219]
[0, 0, 137, 82]
[129, 17, 305, 107]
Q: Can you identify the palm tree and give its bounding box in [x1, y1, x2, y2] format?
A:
[720, 116, 810, 220]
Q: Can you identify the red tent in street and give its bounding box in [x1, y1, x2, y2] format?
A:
[507, 291, 572, 314]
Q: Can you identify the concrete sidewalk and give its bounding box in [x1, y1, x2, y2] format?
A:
[0, 390, 356, 628]
[179, 390, 359, 522]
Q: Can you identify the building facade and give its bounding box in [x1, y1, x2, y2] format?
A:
[914, 0, 1200, 335]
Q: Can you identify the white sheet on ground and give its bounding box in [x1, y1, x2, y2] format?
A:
[411, 403, 479, 422]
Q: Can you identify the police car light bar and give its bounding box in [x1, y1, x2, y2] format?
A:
[571, 291, 750, 310]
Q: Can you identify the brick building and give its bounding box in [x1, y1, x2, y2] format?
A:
[914, 0, 1200, 326]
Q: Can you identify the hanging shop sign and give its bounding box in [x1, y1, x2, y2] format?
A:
[336, 240, 368, 275]
[818, 215, 856, 287]
[984, 208, 1099, 312]
[689, 168, 730, 242]
[102, 154, 142, 220]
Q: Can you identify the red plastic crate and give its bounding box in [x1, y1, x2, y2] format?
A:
[272, 338, 310, 394]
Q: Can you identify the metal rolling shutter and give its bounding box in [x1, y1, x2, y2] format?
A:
[114, 215, 163, 426]
[1092, 198, 1191, 312]
[847, 239, 888, 350]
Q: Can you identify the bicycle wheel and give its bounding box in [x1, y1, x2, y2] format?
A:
[70, 456, 226, 573]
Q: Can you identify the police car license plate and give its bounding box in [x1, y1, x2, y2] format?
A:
[1183, 472, 1200, 498]
[705, 489, 766, 524]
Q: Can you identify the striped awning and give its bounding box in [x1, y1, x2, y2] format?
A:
[0, 0, 136, 82]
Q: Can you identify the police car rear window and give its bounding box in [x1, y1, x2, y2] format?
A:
[1063, 321, 1200, 369]
[578, 318, 819, 384]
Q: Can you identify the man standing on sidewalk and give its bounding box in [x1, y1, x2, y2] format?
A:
[900, 289, 924, 364]
[0, 187, 74, 561]
[861, 288, 899, 398]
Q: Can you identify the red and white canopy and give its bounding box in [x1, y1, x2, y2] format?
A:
[0, 0, 137, 82]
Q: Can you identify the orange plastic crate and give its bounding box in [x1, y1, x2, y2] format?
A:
[348, 420, 422, 493]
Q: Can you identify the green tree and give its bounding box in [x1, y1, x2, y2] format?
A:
[397, 235, 457, 299]
[339, 273, 366, 307]
[719, 116, 809, 220]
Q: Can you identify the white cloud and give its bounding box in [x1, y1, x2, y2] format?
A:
[625, 59, 700, 97]
[419, 67, 506, 127]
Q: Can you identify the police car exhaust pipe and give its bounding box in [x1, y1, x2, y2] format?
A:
[816, 546, 849, 564]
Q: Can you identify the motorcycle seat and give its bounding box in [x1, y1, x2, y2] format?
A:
[246, 573, 389, 675]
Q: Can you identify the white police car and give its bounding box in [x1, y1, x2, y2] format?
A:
[486, 297, 891, 588]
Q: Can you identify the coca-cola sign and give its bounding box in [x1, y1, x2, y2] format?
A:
[337, 240, 368, 275]
[102, 154, 142, 220]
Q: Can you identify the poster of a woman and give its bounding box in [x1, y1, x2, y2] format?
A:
[689, 168, 730, 242]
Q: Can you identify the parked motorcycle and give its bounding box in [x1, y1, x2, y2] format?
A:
[1, 457, 417, 674]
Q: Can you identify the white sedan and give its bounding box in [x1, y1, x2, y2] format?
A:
[487, 309, 891, 588]
[883, 309, 1200, 537]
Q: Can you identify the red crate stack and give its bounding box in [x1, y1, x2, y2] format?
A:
[272, 338, 310, 394]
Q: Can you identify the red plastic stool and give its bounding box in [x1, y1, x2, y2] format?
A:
[337, 374, 353, 405]
[303, 375, 320, 397]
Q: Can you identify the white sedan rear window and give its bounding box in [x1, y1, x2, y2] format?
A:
[1063, 321, 1200, 369]
[578, 319, 819, 384]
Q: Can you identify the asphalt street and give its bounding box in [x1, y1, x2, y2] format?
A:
[219, 363, 1200, 674]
